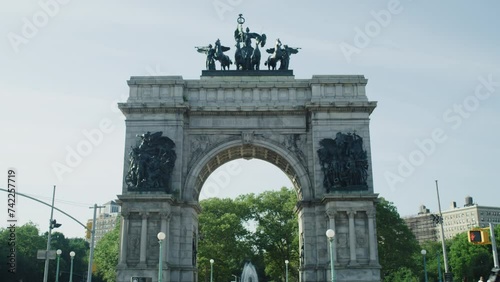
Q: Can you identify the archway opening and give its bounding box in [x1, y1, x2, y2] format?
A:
[199, 159, 293, 201]
[190, 142, 308, 202]
[197, 158, 301, 282]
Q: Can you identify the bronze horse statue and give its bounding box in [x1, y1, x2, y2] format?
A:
[265, 39, 283, 70]
[214, 39, 232, 70]
[251, 34, 266, 70]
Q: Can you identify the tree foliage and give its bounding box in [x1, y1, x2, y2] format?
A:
[198, 187, 299, 282]
[94, 216, 121, 282]
[449, 231, 493, 281]
[0, 222, 90, 282]
[376, 197, 420, 280]
[242, 188, 299, 282]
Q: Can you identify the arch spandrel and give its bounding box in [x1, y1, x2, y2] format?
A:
[183, 137, 312, 202]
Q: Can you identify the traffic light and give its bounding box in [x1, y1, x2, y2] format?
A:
[468, 229, 491, 245]
[86, 222, 92, 239]
[50, 219, 62, 229]
[468, 230, 482, 243]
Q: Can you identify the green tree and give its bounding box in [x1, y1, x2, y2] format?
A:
[376, 198, 420, 280]
[244, 187, 299, 282]
[449, 231, 492, 281]
[0, 222, 46, 282]
[198, 198, 253, 282]
[383, 267, 419, 282]
[94, 216, 121, 282]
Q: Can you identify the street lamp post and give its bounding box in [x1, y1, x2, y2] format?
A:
[421, 250, 428, 282]
[326, 229, 336, 282]
[210, 259, 214, 282]
[157, 232, 166, 282]
[69, 251, 75, 282]
[55, 249, 62, 282]
[285, 260, 289, 282]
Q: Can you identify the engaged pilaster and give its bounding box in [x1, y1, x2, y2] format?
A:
[118, 212, 130, 267]
[367, 207, 378, 264]
[347, 210, 358, 266]
[138, 212, 149, 267]
[326, 209, 337, 262]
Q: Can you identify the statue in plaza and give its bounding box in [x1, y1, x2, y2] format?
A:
[126, 131, 176, 192]
[234, 14, 266, 70]
[195, 44, 216, 70]
[317, 132, 369, 192]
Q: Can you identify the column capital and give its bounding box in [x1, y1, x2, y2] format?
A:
[326, 209, 337, 219]
[347, 209, 357, 217]
[121, 212, 131, 219]
[140, 212, 149, 219]
[366, 207, 376, 219]
[160, 212, 171, 221]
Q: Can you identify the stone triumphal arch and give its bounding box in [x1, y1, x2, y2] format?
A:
[116, 72, 381, 282]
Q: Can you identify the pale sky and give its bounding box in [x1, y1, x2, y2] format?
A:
[1, 1, 499, 238]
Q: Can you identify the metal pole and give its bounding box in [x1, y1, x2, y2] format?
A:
[490, 223, 499, 268]
[43, 185, 56, 282]
[437, 252, 443, 282]
[69, 253, 75, 282]
[435, 180, 451, 275]
[87, 204, 103, 282]
[210, 260, 214, 282]
[158, 239, 163, 282]
[55, 251, 61, 282]
[423, 253, 428, 282]
[285, 260, 289, 282]
[329, 238, 335, 282]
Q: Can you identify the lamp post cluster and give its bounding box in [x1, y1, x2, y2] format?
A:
[54, 249, 76, 282]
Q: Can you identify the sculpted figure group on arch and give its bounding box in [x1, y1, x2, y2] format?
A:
[196, 14, 300, 71]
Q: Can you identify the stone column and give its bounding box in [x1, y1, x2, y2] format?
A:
[326, 209, 337, 262]
[138, 212, 148, 267]
[118, 212, 130, 267]
[367, 208, 377, 263]
[160, 212, 171, 282]
[348, 210, 358, 265]
[160, 212, 170, 265]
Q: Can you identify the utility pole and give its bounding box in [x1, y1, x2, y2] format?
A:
[43, 185, 56, 282]
[490, 223, 499, 268]
[87, 204, 104, 282]
[435, 180, 452, 281]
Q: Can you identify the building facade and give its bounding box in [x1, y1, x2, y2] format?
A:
[403, 205, 438, 244]
[404, 197, 500, 243]
[86, 200, 121, 243]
